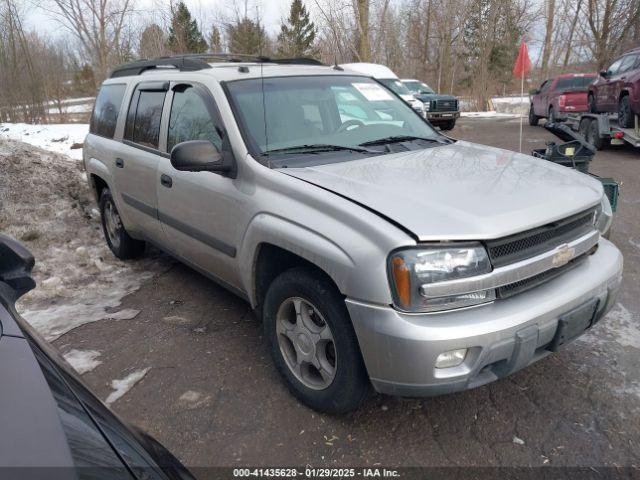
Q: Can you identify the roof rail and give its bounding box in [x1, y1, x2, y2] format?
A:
[108, 54, 325, 78]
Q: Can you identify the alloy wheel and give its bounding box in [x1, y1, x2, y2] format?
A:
[275, 297, 337, 390]
[104, 200, 122, 250]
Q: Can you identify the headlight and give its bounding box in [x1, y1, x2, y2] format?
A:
[594, 194, 613, 236]
[424, 101, 431, 111]
[389, 244, 495, 313]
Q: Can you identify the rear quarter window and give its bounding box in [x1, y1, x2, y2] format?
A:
[89, 84, 126, 139]
[555, 76, 596, 90]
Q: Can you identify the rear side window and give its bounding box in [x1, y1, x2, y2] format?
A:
[555, 76, 596, 90]
[90, 84, 126, 138]
[124, 89, 166, 149]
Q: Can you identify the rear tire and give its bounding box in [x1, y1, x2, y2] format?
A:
[439, 120, 456, 131]
[588, 93, 598, 114]
[528, 104, 540, 126]
[585, 118, 608, 150]
[618, 95, 634, 128]
[263, 267, 369, 414]
[99, 189, 145, 259]
[548, 106, 557, 124]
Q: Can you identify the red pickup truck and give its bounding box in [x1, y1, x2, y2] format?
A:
[529, 73, 596, 126]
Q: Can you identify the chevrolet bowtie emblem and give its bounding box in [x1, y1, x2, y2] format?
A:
[551, 244, 575, 268]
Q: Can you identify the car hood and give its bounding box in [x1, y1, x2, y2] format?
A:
[281, 141, 603, 241]
[401, 95, 422, 106]
[417, 93, 457, 103]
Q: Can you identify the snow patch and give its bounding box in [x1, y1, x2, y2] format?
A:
[1, 139, 167, 342]
[63, 349, 102, 374]
[22, 292, 143, 341]
[0, 123, 89, 160]
[178, 390, 212, 409]
[581, 303, 640, 350]
[105, 368, 150, 405]
[47, 103, 93, 115]
[461, 111, 522, 118]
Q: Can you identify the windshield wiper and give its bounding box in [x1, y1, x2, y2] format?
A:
[263, 144, 378, 155]
[359, 135, 448, 147]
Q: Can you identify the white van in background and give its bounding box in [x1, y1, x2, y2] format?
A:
[340, 63, 426, 118]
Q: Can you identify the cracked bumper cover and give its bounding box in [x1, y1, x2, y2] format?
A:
[346, 239, 623, 397]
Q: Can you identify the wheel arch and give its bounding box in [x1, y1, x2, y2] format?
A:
[252, 243, 342, 319]
[239, 214, 358, 312]
[89, 173, 110, 203]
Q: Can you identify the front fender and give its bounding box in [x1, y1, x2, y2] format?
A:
[238, 213, 356, 307]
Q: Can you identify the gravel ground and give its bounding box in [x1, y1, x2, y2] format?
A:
[8, 118, 640, 471]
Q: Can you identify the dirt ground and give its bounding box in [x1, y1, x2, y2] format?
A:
[10, 118, 640, 470]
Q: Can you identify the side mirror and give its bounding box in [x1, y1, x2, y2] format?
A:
[529, 88, 541, 95]
[0, 233, 36, 300]
[599, 70, 609, 78]
[170, 140, 231, 173]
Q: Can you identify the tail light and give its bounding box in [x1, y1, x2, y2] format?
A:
[613, 131, 624, 139]
[559, 95, 566, 108]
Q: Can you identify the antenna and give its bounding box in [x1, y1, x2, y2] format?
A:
[333, 54, 343, 71]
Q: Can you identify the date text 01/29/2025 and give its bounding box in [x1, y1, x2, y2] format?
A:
[232, 467, 400, 478]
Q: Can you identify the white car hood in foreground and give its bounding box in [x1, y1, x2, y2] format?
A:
[282, 140, 603, 241]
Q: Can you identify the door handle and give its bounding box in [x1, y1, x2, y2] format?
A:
[115, 158, 124, 168]
[160, 174, 173, 188]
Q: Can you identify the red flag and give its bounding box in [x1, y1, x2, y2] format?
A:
[512, 41, 531, 78]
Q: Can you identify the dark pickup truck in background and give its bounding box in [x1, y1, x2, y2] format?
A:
[401, 79, 460, 131]
[529, 73, 596, 126]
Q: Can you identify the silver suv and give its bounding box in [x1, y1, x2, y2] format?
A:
[84, 55, 623, 413]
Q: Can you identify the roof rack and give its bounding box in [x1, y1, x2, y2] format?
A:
[109, 54, 325, 78]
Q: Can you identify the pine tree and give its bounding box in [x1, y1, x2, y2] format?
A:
[277, 0, 317, 58]
[139, 24, 166, 59]
[226, 18, 267, 55]
[167, 2, 208, 54]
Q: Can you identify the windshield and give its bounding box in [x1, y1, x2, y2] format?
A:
[225, 75, 442, 166]
[377, 78, 413, 97]
[404, 81, 435, 94]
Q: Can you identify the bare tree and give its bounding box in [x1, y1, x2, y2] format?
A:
[540, 0, 555, 78]
[45, 0, 136, 82]
[0, 0, 47, 122]
[354, 0, 370, 61]
[584, 0, 640, 69]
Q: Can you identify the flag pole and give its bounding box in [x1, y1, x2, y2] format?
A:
[519, 72, 524, 153]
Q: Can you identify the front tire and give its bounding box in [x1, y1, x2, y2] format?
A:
[619, 95, 634, 128]
[439, 120, 456, 131]
[263, 267, 369, 414]
[99, 189, 145, 259]
[528, 105, 540, 126]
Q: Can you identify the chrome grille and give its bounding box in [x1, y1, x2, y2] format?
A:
[486, 209, 596, 268]
[432, 99, 458, 112]
[497, 248, 594, 299]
